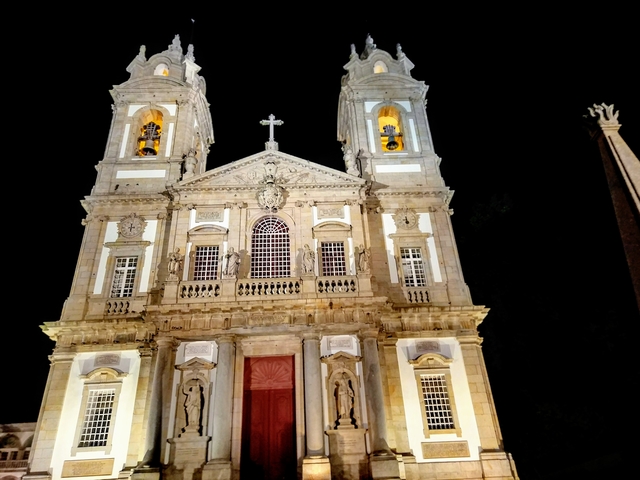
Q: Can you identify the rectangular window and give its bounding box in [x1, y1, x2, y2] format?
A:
[110, 257, 137, 297]
[420, 374, 455, 431]
[321, 242, 346, 276]
[400, 247, 425, 287]
[78, 389, 116, 448]
[193, 246, 219, 280]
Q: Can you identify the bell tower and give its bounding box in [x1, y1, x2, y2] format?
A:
[338, 35, 444, 190]
[59, 35, 214, 322]
[95, 35, 214, 197]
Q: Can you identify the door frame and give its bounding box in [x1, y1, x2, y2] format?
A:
[231, 335, 305, 477]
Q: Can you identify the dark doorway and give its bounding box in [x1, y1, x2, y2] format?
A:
[241, 356, 296, 480]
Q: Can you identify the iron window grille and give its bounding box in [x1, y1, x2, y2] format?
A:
[78, 389, 115, 448]
[321, 242, 347, 276]
[250, 217, 290, 278]
[420, 374, 455, 431]
[193, 246, 220, 280]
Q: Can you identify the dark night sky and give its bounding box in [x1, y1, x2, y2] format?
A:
[4, 6, 638, 479]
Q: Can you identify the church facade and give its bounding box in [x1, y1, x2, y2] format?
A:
[24, 36, 518, 480]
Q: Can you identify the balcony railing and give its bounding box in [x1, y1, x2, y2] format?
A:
[403, 286, 430, 304]
[317, 276, 357, 294]
[180, 281, 222, 300]
[0, 459, 28, 470]
[237, 279, 301, 296]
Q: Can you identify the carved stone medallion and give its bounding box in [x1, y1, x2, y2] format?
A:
[257, 183, 284, 212]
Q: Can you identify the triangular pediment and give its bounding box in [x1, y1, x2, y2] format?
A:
[177, 150, 365, 191]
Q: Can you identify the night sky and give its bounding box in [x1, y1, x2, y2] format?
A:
[4, 6, 638, 479]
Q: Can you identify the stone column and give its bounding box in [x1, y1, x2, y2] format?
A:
[25, 352, 75, 479]
[302, 333, 331, 479]
[136, 337, 175, 471]
[203, 336, 235, 480]
[360, 331, 400, 479]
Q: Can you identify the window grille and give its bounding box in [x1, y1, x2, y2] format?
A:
[78, 389, 115, 448]
[400, 247, 426, 287]
[420, 374, 455, 430]
[250, 217, 290, 278]
[321, 242, 346, 276]
[193, 246, 219, 280]
[110, 257, 137, 297]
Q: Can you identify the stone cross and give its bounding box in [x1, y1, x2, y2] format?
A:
[260, 114, 283, 150]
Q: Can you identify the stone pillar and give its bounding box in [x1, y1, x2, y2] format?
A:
[360, 331, 400, 480]
[301, 334, 331, 479]
[458, 336, 502, 451]
[381, 337, 412, 455]
[203, 336, 236, 480]
[135, 338, 175, 473]
[124, 346, 154, 469]
[25, 352, 75, 479]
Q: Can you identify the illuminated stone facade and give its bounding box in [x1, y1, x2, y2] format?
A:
[24, 36, 518, 480]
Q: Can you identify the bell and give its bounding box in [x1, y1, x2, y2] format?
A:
[141, 139, 157, 156]
[386, 135, 399, 150]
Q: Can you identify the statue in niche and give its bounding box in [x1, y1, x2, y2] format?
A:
[358, 245, 371, 273]
[335, 373, 355, 423]
[223, 247, 240, 277]
[182, 382, 202, 430]
[167, 248, 183, 279]
[302, 244, 315, 274]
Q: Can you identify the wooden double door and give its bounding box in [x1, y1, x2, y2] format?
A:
[241, 356, 297, 480]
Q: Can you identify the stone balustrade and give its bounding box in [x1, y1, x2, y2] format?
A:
[237, 279, 301, 296]
[317, 276, 358, 295]
[179, 280, 222, 300]
[105, 299, 130, 315]
[0, 460, 28, 470]
[403, 286, 430, 304]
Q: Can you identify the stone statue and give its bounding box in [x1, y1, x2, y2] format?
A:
[223, 247, 240, 277]
[358, 245, 371, 273]
[169, 34, 182, 53]
[167, 248, 183, 278]
[342, 144, 360, 176]
[186, 44, 195, 62]
[183, 383, 202, 430]
[336, 374, 355, 421]
[302, 244, 315, 274]
[183, 149, 198, 178]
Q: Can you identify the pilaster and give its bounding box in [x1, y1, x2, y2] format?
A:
[359, 330, 400, 479]
[26, 352, 75, 478]
[459, 336, 503, 451]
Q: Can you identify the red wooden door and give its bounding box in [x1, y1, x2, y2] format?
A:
[241, 356, 296, 480]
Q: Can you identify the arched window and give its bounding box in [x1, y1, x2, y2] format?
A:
[250, 217, 290, 278]
[373, 61, 388, 73]
[378, 105, 404, 151]
[153, 63, 169, 76]
[136, 110, 163, 156]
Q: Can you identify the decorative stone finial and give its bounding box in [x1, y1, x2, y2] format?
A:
[168, 34, 182, 53]
[186, 44, 195, 62]
[350, 43, 357, 58]
[396, 43, 405, 59]
[361, 34, 377, 60]
[137, 45, 146, 61]
[587, 103, 620, 126]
